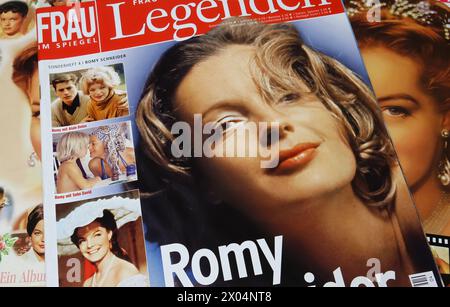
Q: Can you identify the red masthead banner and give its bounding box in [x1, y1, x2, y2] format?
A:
[37, 0, 345, 60]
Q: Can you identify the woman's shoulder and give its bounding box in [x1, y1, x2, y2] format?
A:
[88, 157, 103, 170]
[115, 259, 148, 287]
[115, 258, 140, 276]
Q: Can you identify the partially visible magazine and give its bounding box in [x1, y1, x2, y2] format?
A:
[36, 0, 442, 287]
[0, 0, 45, 287]
[344, 0, 450, 286]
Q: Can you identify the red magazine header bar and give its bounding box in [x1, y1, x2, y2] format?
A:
[37, 0, 345, 60]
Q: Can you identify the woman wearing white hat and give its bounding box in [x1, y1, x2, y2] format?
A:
[57, 196, 149, 287]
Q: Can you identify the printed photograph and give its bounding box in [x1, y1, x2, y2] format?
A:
[0, 0, 44, 286]
[428, 234, 450, 286]
[134, 17, 440, 286]
[52, 121, 137, 194]
[0, 1, 35, 40]
[345, 0, 450, 237]
[0, 204, 45, 286]
[430, 245, 449, 285]
[56, 190, 149, 287]
[50, 64, 130, 127]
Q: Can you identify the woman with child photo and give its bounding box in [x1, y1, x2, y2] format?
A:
[54, 123, 136, 194]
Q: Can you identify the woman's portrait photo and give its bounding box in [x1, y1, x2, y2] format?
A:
[0, 204, 45, 285]
[347, 0, 450, 237]
[0, 1, 44, 286]
[56, 190, 149, 287]
[50, 64, 130, 128]
[345, 0, 450, 283]
[0, 3, 41, 233]
[0, 1, 34, 40]
[53, 121, 137, 194]
[132, 17, 439, 286]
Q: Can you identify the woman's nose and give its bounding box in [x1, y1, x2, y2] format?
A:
[260, 121, 294, 148]
[86, 237, 94, 248]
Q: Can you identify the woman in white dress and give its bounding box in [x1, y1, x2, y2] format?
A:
[68, 208, 148, 287]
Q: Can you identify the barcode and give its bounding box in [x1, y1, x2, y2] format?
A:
[409, 272, 439, 287]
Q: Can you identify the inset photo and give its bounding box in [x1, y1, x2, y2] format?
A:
[56, 190, 149, 287]
[429, 238, 450, 286]
[53, 121, 137, 195]
[49, 63, 129, 127]
[0, 1, 35, 40]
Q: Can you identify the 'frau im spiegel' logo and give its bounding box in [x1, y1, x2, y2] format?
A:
[36, 1, 100, 59]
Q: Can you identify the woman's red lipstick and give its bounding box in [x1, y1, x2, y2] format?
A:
[275, 143, 320, 173]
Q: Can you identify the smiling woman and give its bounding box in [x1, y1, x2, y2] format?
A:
[57, 194, 149, 287]
[134, 18, 437, 286]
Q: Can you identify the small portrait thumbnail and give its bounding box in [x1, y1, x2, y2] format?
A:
[56, 190, 149, 287]
[50, 63, 130, 127]
[53, 121, 138, 195]
[0, 1, 34, 40]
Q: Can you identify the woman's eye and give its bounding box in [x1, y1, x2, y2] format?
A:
[216, 117, 246, 133]
[278, 93, 300, 104]
[32, 111, 40, 119]
[382, 107, 410, 118]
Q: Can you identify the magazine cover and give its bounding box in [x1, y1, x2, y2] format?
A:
[36, 0, 442, 287]
[344, 0, 450, 286]
[0, 0, 45, 287]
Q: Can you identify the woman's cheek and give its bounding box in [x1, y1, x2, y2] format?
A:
[387, 119, 439, 185]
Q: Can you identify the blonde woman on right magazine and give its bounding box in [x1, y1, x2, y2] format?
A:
[347, 0, 450, 236]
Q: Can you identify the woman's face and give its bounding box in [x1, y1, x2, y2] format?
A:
[31, 220, 45, 256]
[88, 82, 110, 102]
[361, 47, 445, 190]
[30, 68, 41, 159]
[75, 221, 112, 263]
[89, 135, 105, 158]
[174, 45, 357, 216]
[0, 11, 24, 37]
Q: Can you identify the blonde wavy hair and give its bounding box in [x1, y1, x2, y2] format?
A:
[79, 66, 121, 95]
[56, 131, 89, 163]
[136, 18, 396, 205]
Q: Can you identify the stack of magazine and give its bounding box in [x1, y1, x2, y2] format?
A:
[0, 0, 448, 287]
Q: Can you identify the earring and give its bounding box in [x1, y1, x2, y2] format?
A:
[438, 129, 450, 186]
[27, 152, 37, 167]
